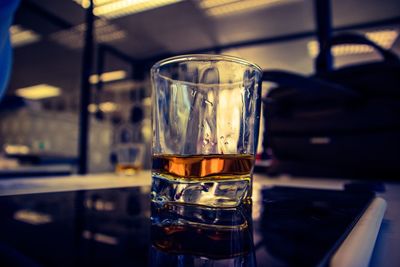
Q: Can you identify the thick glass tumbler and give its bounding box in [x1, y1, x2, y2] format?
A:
[151, 54, 262, 208]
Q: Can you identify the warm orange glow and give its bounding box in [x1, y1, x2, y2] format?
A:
[74, 0, 183, 19]
[153, 154, 254, 178]
[16, 84, 61, 100]
[9, 25, 41, 47]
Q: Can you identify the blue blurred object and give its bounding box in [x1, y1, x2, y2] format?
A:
[0, 0, 20, 100]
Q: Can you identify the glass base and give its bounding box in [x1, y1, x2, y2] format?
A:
[151, 173, 251, 208]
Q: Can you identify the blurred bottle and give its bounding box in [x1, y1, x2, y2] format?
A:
[112, 123, 144, 175]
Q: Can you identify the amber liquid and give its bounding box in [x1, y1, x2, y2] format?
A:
[152, 154, 254, 207]
[152, 154, 254, 180]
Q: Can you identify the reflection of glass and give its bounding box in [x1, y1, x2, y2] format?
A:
[112, 122, 145, 175]
[150, 203, 256, 266]
[113, 143, 145, 175]
[151, 54, 262, 208]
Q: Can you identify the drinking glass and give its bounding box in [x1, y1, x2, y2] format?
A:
[151, 54, 262, 208]
[113, 143, 145, 175]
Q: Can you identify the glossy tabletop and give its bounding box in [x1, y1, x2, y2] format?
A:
[0, 172, 399, 267]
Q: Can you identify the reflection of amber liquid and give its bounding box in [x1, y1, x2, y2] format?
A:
[115, 163, 142, 175]
[152, 154, 254, 180]
[152, 219, 252, 259]
[151, 199, 254, 259]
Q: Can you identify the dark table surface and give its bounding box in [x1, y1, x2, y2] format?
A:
[0, 181, 378, 267]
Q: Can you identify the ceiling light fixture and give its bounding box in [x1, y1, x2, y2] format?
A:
[4, 144, 30, 155]
[74, 0, 182, 19]
[99, 102, 118, 112]
[366, 30, 399, 48]
[77, 0, 115, 9]
[307, 29, 399, 57]
[88, 102, 118, 113]
[16, 84, 61, 100]
[82, 230, 118, 245]
[200, 0, 296, 17]
[89, 70, 127, 84]
[9, 25, 41, 48]
[13, 210, 53, 225]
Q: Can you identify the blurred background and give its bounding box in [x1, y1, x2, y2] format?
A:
[0, 0, 399, 178]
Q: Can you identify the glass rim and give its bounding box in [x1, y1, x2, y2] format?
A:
[151, 54, 263, 73]
[151, 54, 262, 87]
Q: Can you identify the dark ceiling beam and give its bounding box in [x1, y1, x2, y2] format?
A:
[143, 16, 400, 64]
[314, 0, 333, 73]
[78, 0, 94, 175]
